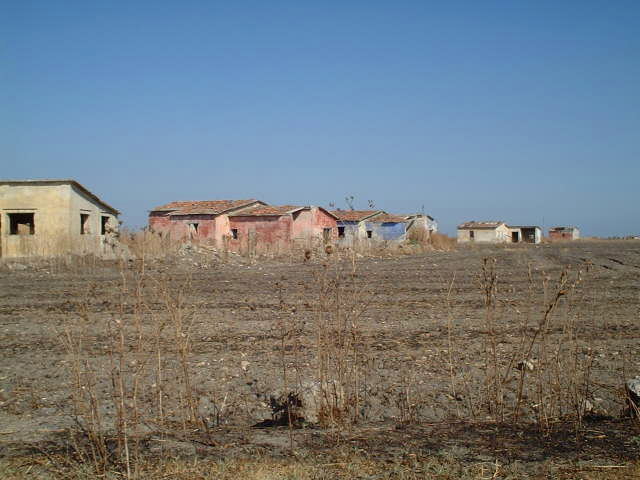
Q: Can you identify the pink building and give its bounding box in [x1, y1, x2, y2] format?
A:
[148, 200, 337, 253]
[228, 205, 338, 254]
[148, 199, 266, 246]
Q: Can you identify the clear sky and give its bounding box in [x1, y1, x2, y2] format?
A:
[2, 1, 639, 236]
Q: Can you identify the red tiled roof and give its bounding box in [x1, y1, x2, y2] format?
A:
[458, 221, 505, 230]
[330, 210, 383, 222]
[230, 205, 304, 217]
[370, 213, 409, 223]
[151, 199, 261, 215]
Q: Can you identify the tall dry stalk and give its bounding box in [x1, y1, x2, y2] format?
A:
[473, 257, 594, 433]
[314, 254, 373, 428]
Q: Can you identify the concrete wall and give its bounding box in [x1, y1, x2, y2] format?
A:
[69, 185, 119, 255]
[0, 183, 118, 258]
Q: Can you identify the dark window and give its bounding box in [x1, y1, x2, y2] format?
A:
[366, 230, 372, 239]
[469, 230, 475, 240]
[189, 223, 199, 238]
[231, 228, 238, 240]
[80, 214, 90, 234]
[101, 216, 110, 235]
[338, 226, 345, 238]
[9, 213, 35, 235]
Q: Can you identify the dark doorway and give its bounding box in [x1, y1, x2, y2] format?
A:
[512, 231, 520, 243]
[101, 216, 110, 235]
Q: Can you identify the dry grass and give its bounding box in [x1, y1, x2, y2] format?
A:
[1, 452, 638, 480]
[3, 239, 637, 478]
[429, 232, 457, 251]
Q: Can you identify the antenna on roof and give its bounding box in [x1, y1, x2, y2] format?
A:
[345, 195, 355, 211]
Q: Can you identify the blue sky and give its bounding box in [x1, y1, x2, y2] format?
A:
[2, 1, 639, 236]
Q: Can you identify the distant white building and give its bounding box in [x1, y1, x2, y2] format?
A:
[457, 221, 510, 243]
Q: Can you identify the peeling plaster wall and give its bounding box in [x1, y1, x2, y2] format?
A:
[368, 222, 406, 241]
[292, 208, 337, 245]
[149, 213, 217, 244]
[228, 215, 293, 254]
[336, 220, 367, 246]
[311, 208, 338, 242]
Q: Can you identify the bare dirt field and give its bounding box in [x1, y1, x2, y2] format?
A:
[0, 240, 639, 478]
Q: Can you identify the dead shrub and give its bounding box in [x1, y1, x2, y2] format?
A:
[314, 257, 374, 428]
[429, 232, 456, 251]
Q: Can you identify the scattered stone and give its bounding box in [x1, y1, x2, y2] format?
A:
[515, 360, 534, 371]
[626, 376, 640, 416]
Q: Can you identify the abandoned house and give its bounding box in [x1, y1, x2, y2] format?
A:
[148, 199, 266, 246]
[331, 210, 384, 244]
[0, 179, 119, 258]
[367, 213, 410, 242]
[228, 205, 338, 254]
[508, 225, 542, 244]
[405, 214, 437, 233]
[549, 226, 580, 241]
[457, 221, 511, 243]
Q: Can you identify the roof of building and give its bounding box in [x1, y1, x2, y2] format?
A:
[0, 179, 120, 215]
[230, 205, 304, 216]
[402, 214, 435, 221]
[370, 213, 409, 223]
[151, 199, 263, 215]
[508, 225, 542, 230]
[331, 210, 383, 222]
[231, 205, 340, 219]
[549, 226, 579, 231]
[458, 221, 506, 230]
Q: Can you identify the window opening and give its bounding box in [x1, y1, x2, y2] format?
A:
[9, 213, 35, 235]
[366, 230, 372, 239]
[469, 230, 475, 240]
[231, 228, 239, 240]
[338, 226, 345, 238]
[81, 214, 90, 234]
